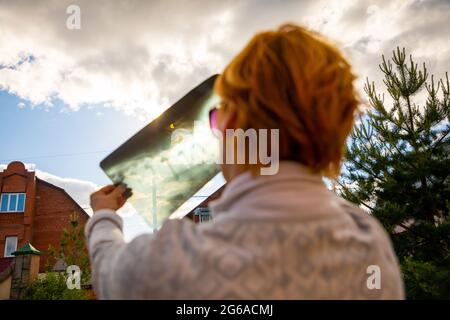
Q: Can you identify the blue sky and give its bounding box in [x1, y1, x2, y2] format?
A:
[0, 90, 153, 239]
[0, 90, 146, 184]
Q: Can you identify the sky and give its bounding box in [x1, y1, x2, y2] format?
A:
[1, 0, 449, 240]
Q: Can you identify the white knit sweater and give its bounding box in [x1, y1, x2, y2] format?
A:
[85, 161, 404, 299]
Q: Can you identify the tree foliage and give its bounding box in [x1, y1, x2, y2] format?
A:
[23, 214, 91, 300]
[47, 213, 91, 283]
[338, 47, 450, 299]
[22, 272, 88, 300]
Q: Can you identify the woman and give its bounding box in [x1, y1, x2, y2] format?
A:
[87, 24, 404, 299]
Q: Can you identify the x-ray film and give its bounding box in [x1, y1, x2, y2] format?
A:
[100, 75, 224, 230]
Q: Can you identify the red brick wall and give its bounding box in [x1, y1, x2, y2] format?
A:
[33, 181, 89, 271]
[1, 174, 28, 192]
[0, 162, 89, 272]
[0, 162, 33, 260]
[0, 213, 25, 252]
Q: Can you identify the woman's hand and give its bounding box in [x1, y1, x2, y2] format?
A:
[90, 184, 130, 212]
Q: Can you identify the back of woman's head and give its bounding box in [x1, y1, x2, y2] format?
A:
[214, 23, 359, 177]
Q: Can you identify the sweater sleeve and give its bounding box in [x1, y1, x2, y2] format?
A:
[85, 209, 127, 299]
[85, 209, 191, 299]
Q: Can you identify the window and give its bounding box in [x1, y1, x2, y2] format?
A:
[0, 193, 26, 212]
[194, 207, 212, 224]
[4, 236, 18, 257]
[199, 214, 212, 223]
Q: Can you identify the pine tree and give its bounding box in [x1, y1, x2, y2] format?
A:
[337, 47, 450, 299]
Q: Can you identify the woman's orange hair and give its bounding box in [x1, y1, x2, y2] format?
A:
[214, 24, 359, 177]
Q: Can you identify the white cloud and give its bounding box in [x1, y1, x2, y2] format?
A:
[34, 168, 97, 213]
[1, 0, 448, 119]
[0, 0, 237, 119]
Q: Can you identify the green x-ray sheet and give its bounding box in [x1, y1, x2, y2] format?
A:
[100, 75, 222, 230]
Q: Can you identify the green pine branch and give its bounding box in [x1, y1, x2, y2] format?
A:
[337, 47, 450, 299]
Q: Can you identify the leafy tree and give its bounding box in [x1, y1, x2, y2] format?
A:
[47, 213, 91, 283]
[338, 47, 450, 299]
[22, 272, 88, 300]
[22, 214, 92, 300]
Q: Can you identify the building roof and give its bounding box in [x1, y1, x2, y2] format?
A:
[52, 258, 68, 272]
[12, 243, 42, 256]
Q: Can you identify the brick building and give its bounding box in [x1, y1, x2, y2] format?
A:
[0, 161, 89, 272]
